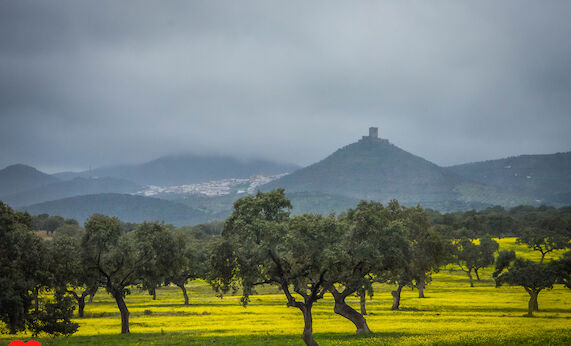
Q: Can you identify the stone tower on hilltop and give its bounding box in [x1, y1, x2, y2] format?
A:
[369, 127, 378, 138]
[361, 126, 388, 143]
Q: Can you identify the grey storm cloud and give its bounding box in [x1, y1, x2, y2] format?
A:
[1, 0, 570, 172]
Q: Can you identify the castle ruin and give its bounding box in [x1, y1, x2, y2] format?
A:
[369, 127, 378, 138]
[361, 126, 388, 143]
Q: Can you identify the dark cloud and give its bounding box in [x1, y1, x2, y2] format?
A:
[1, 0, 570, 173]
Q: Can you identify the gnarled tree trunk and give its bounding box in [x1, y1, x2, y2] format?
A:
[282, 279, 323, 346]
[391, 284, 404, 310]
[77, 295, 86, 317]
[88, 286, 98, 303]
[466, 269, 474, 287]
[328, 286, 371, 335]
[177, 283, 189, 305]
[8, 320, 18, 335]
[34, 286, 40, 314]
[417, 273, 426, 298]
[66, 289, 88, 317]
[359, 288, 367, 315]
[332, 294, 370, 334]
[77, 289, 92, 317]
[474, 268, 481, 281]
[527, 291, 538, 317]
[112, 292, 130, 334]
[301, 303, 318, 346]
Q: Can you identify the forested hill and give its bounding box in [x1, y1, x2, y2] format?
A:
[21, 193, 212, 226]
[446, 151, 571, 205]
[263, 136, 543, 210]
[2, 177, 142, 207]
[265, 137, 469, 204]
[54, 154, 300, 186]
[0, 164, 60, 196]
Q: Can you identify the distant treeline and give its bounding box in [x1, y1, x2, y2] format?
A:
[28, 203, 571, 242]
[29, 212, 223, 239]
[28, 203, 571, 243]
[426, 205, 571, 239]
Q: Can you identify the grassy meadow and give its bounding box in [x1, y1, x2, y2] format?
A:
[1, 238, 570, 345]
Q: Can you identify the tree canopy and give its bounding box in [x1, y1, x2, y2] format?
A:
[454, 236, 499, 287]
[494, 250, 564, 316]
[81, 215, 175, 334]
[0, 202, 45, 334]
[212, 189, 336, 345]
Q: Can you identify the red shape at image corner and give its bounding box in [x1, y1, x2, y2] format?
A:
[9, 341, 41, 346]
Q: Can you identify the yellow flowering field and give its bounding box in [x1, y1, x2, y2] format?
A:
[1, 238, 569, 345]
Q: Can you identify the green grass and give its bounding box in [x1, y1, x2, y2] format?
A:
[1, 238, 570, 345]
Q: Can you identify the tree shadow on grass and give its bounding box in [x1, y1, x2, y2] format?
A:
[317, 331, 419, 345]
[13, 330, 420, 346]
[83, 309, 214, 319]
[14, 328, 571, 346]
[440, 304, 571, 314]
[396, 307, 424, 312]
[128, 302, 235, 309]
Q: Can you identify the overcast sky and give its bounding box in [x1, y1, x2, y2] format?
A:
[1, 1, 570, 173]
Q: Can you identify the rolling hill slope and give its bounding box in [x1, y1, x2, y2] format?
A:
[264, 135, 538, 210]
[0, 164, 60, 196]
[21, 193, 210, 226]
[54, 154, 300, 185]
[446, 151, 571, 205]
[266, 136, 462, 203]
[2, 177, 142, 207]
[175, 190, 361, 222]
[6, 134, 570, 222]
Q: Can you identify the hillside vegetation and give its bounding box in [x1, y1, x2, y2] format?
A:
[264, 137, 540, 210]
[22, 193, 208, 226]
[0, 164, 59, 196]
[176, 191, 361, 222]
[447, 151, 571, 206]
[2, 177, 141, 207]
[265, 139, 462, 202]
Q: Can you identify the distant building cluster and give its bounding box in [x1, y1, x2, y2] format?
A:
[138, 178, 249, 197]
[135, 173, 288, 198]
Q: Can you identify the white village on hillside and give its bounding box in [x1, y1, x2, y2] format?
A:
[136, 173, 288, 197]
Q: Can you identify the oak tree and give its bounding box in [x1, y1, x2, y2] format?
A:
[493, 250, 562, 316]
[212, 190, 334, 346]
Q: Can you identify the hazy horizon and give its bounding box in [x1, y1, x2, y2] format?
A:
[2, 1, 570, 173]
[4, 133, 570, 176]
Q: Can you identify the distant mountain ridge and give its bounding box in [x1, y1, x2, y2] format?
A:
[0, 164, 60, 196]
[21, 193, 211, 226]
[266, 136, 458, 204]
[446, 151, 571, 205]
[2, 132, 570, 225]
[264, 131, 549, 210]
[265, 136, 465, 203]
[1, 154, 300, 225]
[54, 154, 300, 186]
[2, 177, 142, 207]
